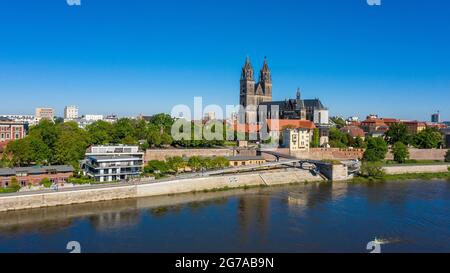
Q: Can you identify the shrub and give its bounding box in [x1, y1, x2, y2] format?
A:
[10, 177, 20, 192]
[360, 162, 386, 179]
[68, 176, 95, 185]
[40, 178, 52, 188]
[144, 160, 170, 175]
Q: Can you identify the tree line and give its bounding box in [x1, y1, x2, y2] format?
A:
[0, 114, 232, 169]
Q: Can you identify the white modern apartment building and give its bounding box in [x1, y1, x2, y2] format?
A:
[64, 105, 79, 120]
[84, 145, 144, 182]
[84, 114, 104, 121]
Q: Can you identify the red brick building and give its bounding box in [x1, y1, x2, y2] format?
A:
[0, 117, 27, 143]
[0, 165, 74, 188]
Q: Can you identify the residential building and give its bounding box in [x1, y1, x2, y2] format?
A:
[0, 114, 36, 126]
[35, 107, 55, 122]
[64, 105, 79, 120]
[340, 126, 365, 139]
[84, 114, 104, 122]
[226, 156, 266, 167]
[0, 165, 74, 188]
[266, 119, 316, 146]
[84, 145, 144, 182]
[0, 117, 27, 143]
[346, 116, 359, 123]
[282, 128, 312, 151]
[402, 120, 427, 134]
[360, 118, 389, 135]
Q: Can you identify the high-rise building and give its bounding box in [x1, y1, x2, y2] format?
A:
[64, 105, 79, 120]
[35, 108, 55, 122]
[431, 111, 440, 123]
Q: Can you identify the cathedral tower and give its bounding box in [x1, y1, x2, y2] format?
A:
[240, 57, 273, 123]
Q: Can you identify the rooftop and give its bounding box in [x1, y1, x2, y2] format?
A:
[0, 165, 74, 176]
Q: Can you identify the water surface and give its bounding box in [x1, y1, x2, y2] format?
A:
[0, 180, 449, 253]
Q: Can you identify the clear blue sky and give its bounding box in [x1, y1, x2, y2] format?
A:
[0, 0, 449, 121]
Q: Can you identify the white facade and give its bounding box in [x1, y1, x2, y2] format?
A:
[84, 145, 144, 182]
[0, 115, 36, 126]
[282, 128, 312, 151]
[64, 106, 79, 120]
[313, 109, 329, 125]
[84, 114, 104, 121]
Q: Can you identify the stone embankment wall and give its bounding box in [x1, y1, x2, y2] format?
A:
[145, 148, 234, 162]
[0, 169, 323, 213]
[271, 148, 447, 162]
[0, 185, 136, 212]
[383, 164, 450, 175]
[386, 149, 447, 161]
[266, 148, 364, 161]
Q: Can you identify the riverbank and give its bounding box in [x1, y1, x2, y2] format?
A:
[350, 171, 450, 183]
[0, 168, 323, 212]
[1, 163, 449, 212]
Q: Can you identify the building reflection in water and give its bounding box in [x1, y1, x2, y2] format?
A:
[237, 193, 271, 246]
[88, 209, 141, 231]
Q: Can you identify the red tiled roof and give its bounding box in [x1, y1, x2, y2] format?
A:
[232, 123, 262, 134]
[340, 126, 365, 138]
[267, 119, 316, 131]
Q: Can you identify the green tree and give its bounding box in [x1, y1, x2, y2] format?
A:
[149, 114, 174, 133]
[29, 137, 51, 165]
[10, 177, 20, 191]
[166, 156, 187, 174]
[86, 120, 113, 145]
[413, 128, 443, 149]
[112, 118, 135, 144]
[6, 138, 34, 166]
[354, 136, 365, 149]
[40, 178, 52, 188]
[445, 150, 450, 163]
[363, 137, 388, 162]
[393, 141, 409, 163]
[212, 156, 230, 169]
[188, 156, 203, 171]
[0, 154, 10, 168]
[311, 128, 320, 148]
[29, 119, 59, 150]
[53, 122, 90, 167]
[144, 160, 170, 175]
[385, 123, 411, 145]
[329, 127, 348, 148]
[360, 162, 385, 179]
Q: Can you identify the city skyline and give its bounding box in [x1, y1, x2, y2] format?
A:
[1, 0, 449, 120]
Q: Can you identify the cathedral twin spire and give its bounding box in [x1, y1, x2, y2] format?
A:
[241, 56, 271, 83]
